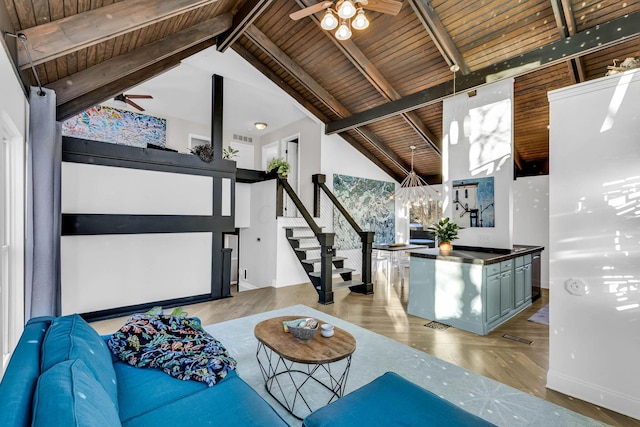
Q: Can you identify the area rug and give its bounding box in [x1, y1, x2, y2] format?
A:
[528, 304, 550, 325]
[204, 304, 602, 427]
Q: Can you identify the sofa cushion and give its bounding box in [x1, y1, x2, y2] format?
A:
[0, 316, 54, 427]
[32, 359, 121, 427]
[41, 314, 118, 409]
[303, 371, 496, 427]
[114, 359, 219, 422]
[120, 373, 288, 427]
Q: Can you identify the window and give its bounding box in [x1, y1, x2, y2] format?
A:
[0, 114, 24, 379]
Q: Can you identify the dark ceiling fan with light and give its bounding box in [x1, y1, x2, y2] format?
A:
[290, 0, 402, 40]
[113, 93, 153, 111]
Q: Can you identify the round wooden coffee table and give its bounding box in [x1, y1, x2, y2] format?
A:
[254, 316, 356, 420]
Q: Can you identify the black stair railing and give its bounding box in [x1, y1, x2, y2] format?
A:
[275, 175, 336, 304]
[312, 174, 374, 295]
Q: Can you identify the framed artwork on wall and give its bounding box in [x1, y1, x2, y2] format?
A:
[452, 177, 495, 227]
[333, 174, 395, 249]
[62, 105, 166, 148]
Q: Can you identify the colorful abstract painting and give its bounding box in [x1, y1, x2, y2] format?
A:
[452, 177, 495, 227]
[62, 105, 166, 148]
[333, 174, 395, 249]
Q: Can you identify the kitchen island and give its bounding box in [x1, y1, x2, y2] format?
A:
[407, 245, 543, 335]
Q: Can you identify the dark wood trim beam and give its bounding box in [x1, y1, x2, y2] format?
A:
[408, 0, 470, 75]
[216, 0, 272, 52]
[326, 11, 640, 134]
[62, 214, 230, 235]
[211, 74, 223, 157]
[295, 0, 440, 156]
[49, 13, 232, 108]
[56, 39, 216, 121]
[17, 0, 218, 69]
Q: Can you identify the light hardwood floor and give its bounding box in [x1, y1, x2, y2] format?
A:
[92, 277, 638, 427]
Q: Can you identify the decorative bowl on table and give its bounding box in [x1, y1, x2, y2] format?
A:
[284, 318, 319, 340]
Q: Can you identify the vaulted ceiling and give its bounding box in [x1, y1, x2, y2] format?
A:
[2, 0, 639, 183]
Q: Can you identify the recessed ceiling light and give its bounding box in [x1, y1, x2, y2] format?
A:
[254, 122, 267, 130]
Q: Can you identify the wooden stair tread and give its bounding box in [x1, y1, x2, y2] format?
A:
[315, 280, 364, 290]
[294, 246, 321, 252]
[309, 268, 354, 278]
[301, 257, 346, 265]
[288, 235, 317, 241]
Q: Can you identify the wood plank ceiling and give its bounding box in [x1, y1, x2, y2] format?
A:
[2, 0, 639, 182]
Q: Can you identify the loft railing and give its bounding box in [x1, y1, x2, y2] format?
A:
[312, 174, 374, 294]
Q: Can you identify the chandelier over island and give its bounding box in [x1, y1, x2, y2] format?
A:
[392, 146, 441, 207]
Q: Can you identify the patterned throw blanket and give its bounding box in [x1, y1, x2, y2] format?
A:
[108, 314, 236, 386]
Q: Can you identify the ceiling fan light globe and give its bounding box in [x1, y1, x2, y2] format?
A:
[337, 0, 356, 19]
[335, 22, 352, 40]
[321, 10, 338, 30]
[352, 9, 369, 30]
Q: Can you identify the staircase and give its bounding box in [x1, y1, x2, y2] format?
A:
[273, 174, 373, 305]
[285, 226, 364, 301]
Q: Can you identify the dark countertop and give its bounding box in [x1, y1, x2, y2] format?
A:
[407, 244, 544, 265]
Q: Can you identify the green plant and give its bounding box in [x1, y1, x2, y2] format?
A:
[428, 217, 460, 243]
[222, 146, 239, 160]
[190, 144, 214, 162]
[265, 157, 290, 177]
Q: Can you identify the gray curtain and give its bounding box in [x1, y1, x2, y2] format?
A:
[25, 86, 61, 319]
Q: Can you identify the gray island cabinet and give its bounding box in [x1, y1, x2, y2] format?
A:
[407, 245, 543, 335]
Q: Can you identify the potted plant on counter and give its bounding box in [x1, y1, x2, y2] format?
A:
[429, 217, 460, 255]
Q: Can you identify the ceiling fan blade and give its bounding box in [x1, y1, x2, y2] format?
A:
[124, 94, 153, 99]
[125, 99, 145, 111]
[289, 1, 333, 20]
[360, 0, 402, 15]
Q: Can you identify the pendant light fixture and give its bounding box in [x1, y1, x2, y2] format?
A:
[449, 64, 460, 145]
[392, 146, 440, 207]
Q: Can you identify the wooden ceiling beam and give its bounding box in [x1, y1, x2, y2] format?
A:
[326, 11, 640, 134]
[408, 0, 470, 75]
[17, 0, 218, 69]
[56, 38, 217, 121]
[243, 24, 411, 180]
[216, 0, 272, 53]
[48, 13, 232, 106]
[294, 0, 441, 157]
[550, 0, 586, 84]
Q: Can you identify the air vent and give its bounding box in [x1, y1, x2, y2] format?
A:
[233, 134, 253, 143]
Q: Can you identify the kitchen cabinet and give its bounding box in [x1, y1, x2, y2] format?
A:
[408, 246, 542, 335]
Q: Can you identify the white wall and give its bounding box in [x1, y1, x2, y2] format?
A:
[547, 70, 640, 419]
[60, 163, 216, 313]
[513, 175, 549, 288]
[443, 79, 514, 249]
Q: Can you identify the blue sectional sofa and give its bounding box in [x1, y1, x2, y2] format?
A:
[0, 315, 288, 427]
[303, 371, 496, 427]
